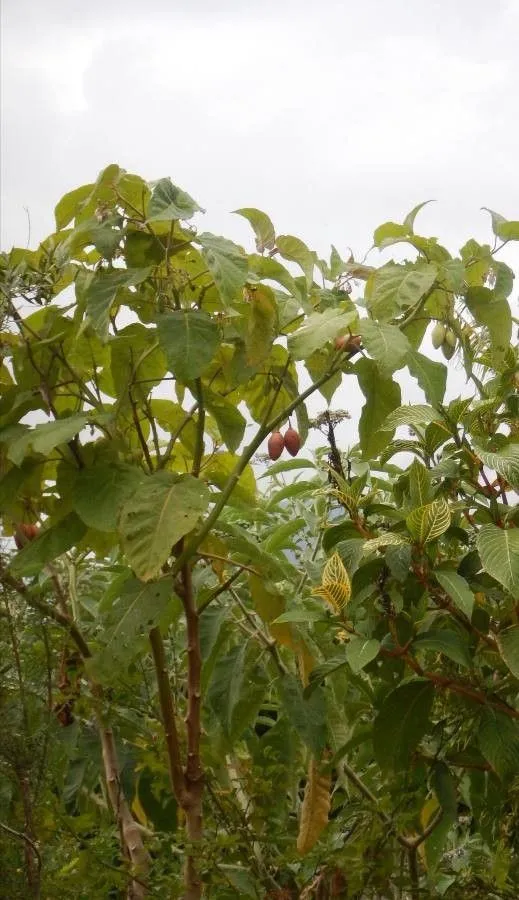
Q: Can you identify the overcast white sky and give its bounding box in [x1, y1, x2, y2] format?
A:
[1, 0, 518, 449]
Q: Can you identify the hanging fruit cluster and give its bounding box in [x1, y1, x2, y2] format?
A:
[431, 322, 457, 360]
[267, 426, 302, 460]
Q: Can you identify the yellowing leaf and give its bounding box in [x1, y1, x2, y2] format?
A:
[406, 497, 451, 545]
[297, 757, 331, 855]
[312, 552, 351, 612]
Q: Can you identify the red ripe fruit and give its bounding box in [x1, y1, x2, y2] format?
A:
[14, 523, 39, 549]
[267, 431, 284, 461]
[283, 427, 301, 457]
[334, 334, 362, 354]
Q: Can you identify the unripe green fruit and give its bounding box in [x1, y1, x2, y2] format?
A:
[431, 322, 446, 349]
[441, 340, 456, 360]
[444, 328, 457, 348]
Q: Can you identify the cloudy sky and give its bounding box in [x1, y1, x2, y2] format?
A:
[2, 0, 519, 445]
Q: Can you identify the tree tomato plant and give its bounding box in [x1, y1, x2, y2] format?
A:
[0, 166, 518, 899]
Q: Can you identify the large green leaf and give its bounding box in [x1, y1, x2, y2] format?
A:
[475, 443, 519, 491]
[482, 208, 519, 241]
[366, 262, 437, 320]
[382, 404, 438, 430]
[198, 232, 248, 306]
[497, 626, 519, 680]
[147, 178, 202, 221]
[207, 643, 247, 736]
[157, 310, 219, 381]
[406, 497, 451, 544]
[205, 391, 246, 453]
[465, 286, 512, 364]
[278, 673, 327, 755]
[118, 472, 211, 581]
[408, 459, 433, 507]
[245, 285, 277, 365]
[413, 629, 471, 669]
[434, 569, 475, 619]
[55, 183, 94, 229]
[345, 636, 380, 674]
[478, 708, 519, 779]
[202, 452, 256, 504]
[406, 350, 447, 407]
[84, 267, 152, 340]
[233, 208, 275, 253]
[288, 307, 357, 359]
[476, 524, 519, 598]
[276, 234, 315, 286]
[8, 414, 90, 465]
[373, 679, 434, 770]
[359, 320, 410, 377]
[10, 513, 87, 576]
[356, 358, 401, 458]
[94, 577, 179, 676]
[397, 264, 438, 307]
[73, 464, 145, 532]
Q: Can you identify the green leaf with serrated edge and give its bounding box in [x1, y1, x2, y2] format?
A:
[84, 267, 152, 340]
[288, 307, 357, 359]
[413, 629, 471, 669]
[475, 444, 519, 491]
[478, 708, 519, 779]
[497, 626, 519, 680]
[278, 674, 327, 755]
[345, 637, 380, 674]
[382, 404, 439, 430]
[233, 208, 275, 252]
[373, 679, 434, 770]
[406, 350, 447, 407]
[476, 524, 519, 598]
[434, 569, 475, 619]
[406, 497, 451, 544]
[356, 358, 401, 459]
[205, 392, 246, 453]
[147, 178, 203, 221]
[118, 472, 211, 581]
[10, 513, 87, 576]
[198, 232, 248, 305]
[359, 320, 410, 377]
[73, 464, 145, 532]
[157, 310, 219, 381]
